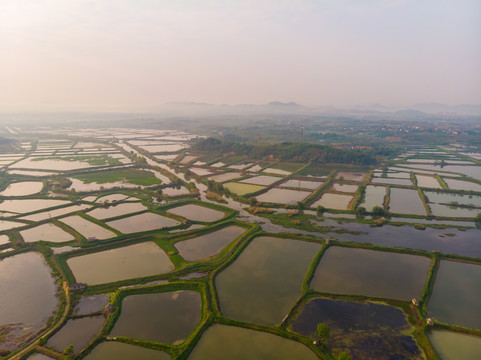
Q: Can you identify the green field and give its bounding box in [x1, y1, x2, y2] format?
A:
[73, 169, 162, 185]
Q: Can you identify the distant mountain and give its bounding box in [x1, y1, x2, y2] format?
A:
[160, 101, 481, 118]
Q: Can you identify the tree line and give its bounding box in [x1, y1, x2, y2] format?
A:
[191, 137, 400, 165]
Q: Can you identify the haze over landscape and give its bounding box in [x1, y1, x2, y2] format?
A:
[1, 0, 480, 112]
[1, 2, 481, 360]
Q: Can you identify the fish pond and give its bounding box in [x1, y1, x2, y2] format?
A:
[175, 225, 246, 261]
[207, 172, 242, 183]
[428, 330, 481, 360]
[74, 294, 110, 315]
[19, 204, 91, 221]
[360, 185, 386, 211]
[334, 223, 481, 258]
[222, 182, 265, 195]
[167, 204, 225, 222]
[427, 260, 481, 329]
[106, 212, 179, 233]
[83, 341, 171, 360]
[281, 179, 323, 190]
[424, 191, 481, 218]
[289, 298, 422, 360]
[87, 202, 147, 220]
[311, 193, 353, 210]
[47, 315, 105, 354]
[0, 199, 71, 214]
[415, 174, 442, 188]
[0, 181, 44, 196]
[256, 188, 311, 205]
[310, 247, 431, 300]
[20, 223, 75, 243]
[388, 188, 426, 215]
[60, 215, 116, 240]
[331, 183, 358, 193]
[216, 236, 321, 325]
[240, 175, 282, 186]
[111, 290, 202, 344]
[443, 178, 481, 192]
[0, 252, 59, 350]
[187, 324, 317, 360]
[67, 242, 174, 285]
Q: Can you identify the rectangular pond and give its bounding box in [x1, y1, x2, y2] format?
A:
[106, 212, 179, 233]
[216, 236, 321, 325]
[240, 175, 283, 186]
[167, 204, 225, 222]
[336, 172, 367, 182]
[256, 188, 311, 205]
[443, 178, 481, 192]
[289, 298, 423, 360]
[427, 260, 481, 330]
[47, 315, 105, 354]
[60, 216, 116, 240]
[360, 185, 386, 211]
[0, 199, 71, 214]
[187, 324, 317, 360]
[310, 247, 431, 300]
[19, 204, 91, 221]
[424, 191, 481, 218]
[87, 202, 147, 220]
[416, 174, 442, 189]
[222, 182, 265, 196]
[83, 341, 170, 360]
[20, 223, 75, 243]
[281, 179, 323, 190]
[331, 183, 358, 193]
[428, 330, 481, 360]
[207, 172, 242, 183]
[67, 242, 174, 285]
[311, 193, 354, 210]
[111, 290, 201, 344]
[175, 226, 246, 261]
[389, 188, 426, 215]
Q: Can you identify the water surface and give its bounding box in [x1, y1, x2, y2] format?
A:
[256, 188, 311, 205]
[0, 181, 44, 196]
[67, 242, 174, 285]
[47, 316, 105, 353]
[106, 212, 179, 233]
[216, 236, 321, 325]
[175, 226, 246, 261]
[290, 298, 422, 360]
[83, 341, 170, 360]
[167, 204, 224, 222]
[111, 290, 201, 344]
[187, 324, 317, 360]
[310, 247, 431, 300]
[427, 260, 481, 329]
[0, 252, 59, 350]
[20, 223, 75, 243]
[428, 330, 481, 360]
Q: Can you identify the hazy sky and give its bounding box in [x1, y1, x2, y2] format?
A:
[1, 0, 480, 111]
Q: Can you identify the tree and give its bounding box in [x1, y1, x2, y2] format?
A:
[371, 206, 385, 217]
[64, 344, 74, 355]
[316, 323, 330, 345]
[317, 205, 327, 215]
[476, 213, 481, 229]
[355, 206, 367, 218]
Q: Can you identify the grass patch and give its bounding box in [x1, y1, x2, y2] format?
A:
[73, 169, 162, 186]
[33, 155, 122, 166]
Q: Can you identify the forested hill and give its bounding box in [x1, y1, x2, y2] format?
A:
[191, 138, 399, 165]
